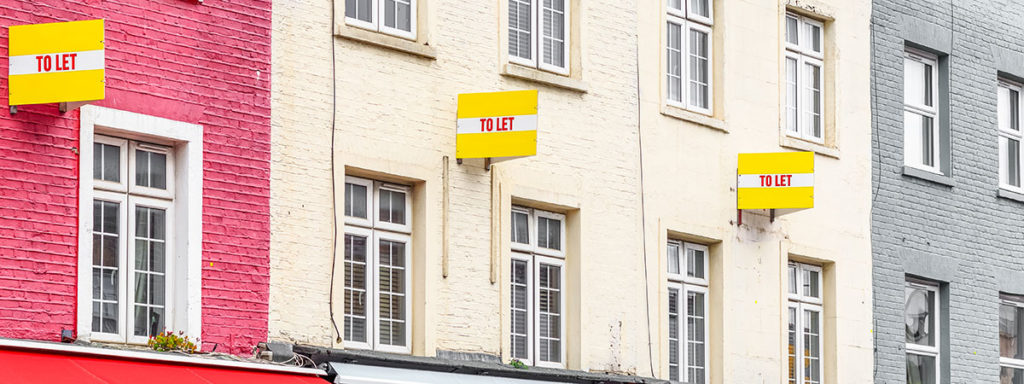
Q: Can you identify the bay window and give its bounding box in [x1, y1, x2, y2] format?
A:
[510, 206, 566, 368]
[667, 240, 708, 383]
[666, 0, 713, 115]
[343, 176, 412, 353]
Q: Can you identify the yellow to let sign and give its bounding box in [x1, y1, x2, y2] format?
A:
[8, 19, 105, 106]
[737, 152, 814, 210]
[456, 90, 538, 159]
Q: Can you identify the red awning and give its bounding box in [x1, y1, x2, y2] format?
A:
[0, 348, 326, 384]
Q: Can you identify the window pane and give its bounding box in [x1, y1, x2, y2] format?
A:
[788, 307, 797, 384]
[786, 16, 799, 45]
[345, 182, 368, 219]
[509, 0, 532, 60]
[541, 0, 566, 68]
[809, 24, 822, 53]
[688, 28, 710, 109]
[1000, 304, 1024, 360]
[103, 143, 120, 182]
[803, 268, 819, 298]
[690, 0, 709, 19]
[667, 242, 681, 275]
[923, 63, 933, 107]
[686, 247, 705, 280]
[921, 115, 935, 167]
[1012, 89, 1020, 131]
[379, 189, 407, 225]
[666, 22, 683, 103]
[1001, 367, 1024, 384]
[904, 112, 923, 167]
[384, 0, 395, 28]
[397, 0, 411, 31]
[904, 58, 925, 106]
[511, 259, 530, 359]
[1008, 138, 1021, 187]
[906, 353, 936, 384]
[379, 239, 407, 346]
[538, 217, 561, 250]
[344, 234, 368, 343]
[905, 285, 935, 346]
[668, 287, 680, 382]
[803, 62, 822, 139]
[668, 0, 681, 12]
[803, 309, 821, 384]
[786, 57, 798, 133]
[346, 0, 373, 22]
[512, 211, 530, 244]
[133, 206, 166, 338]
[538, 263, 561, 363]
[788, 265, 798, 295]
[135, 149, 167, 190]
[686, 290, 706, 383]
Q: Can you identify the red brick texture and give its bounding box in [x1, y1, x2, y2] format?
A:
[0, 0, 271, 355]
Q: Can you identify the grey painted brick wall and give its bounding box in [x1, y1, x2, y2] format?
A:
[871, 0, 1024, 383]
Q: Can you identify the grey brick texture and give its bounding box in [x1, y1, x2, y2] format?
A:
[871, 0, 1024, 383]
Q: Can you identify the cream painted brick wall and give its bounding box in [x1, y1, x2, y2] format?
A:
[269, 0, 336, 346]
[271, 0, 874, 381]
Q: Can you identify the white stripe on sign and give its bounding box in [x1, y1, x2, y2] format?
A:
[737, 173, 814, 188]
[456, 114, 537, 135]
[9, 50, 104, 76]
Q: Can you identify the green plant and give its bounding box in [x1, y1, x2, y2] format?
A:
[148, 330, 199, 353]
[509, 359, 527, 369]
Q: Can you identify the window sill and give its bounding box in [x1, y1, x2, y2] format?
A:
[998, 188, 1024, 203]
[335, 24, 437, 60]
[501, 63, 589, 93]
[780, 135, 839, 158]
[661, 104, 727, 133]
[902, 166, 954, 187]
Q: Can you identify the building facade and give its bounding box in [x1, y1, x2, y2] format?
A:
[871, 0, 1024, 383]
[0, 0, 273, 355]
[271, 1, 874, 384]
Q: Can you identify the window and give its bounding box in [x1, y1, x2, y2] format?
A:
[784, 13, 824, 143]
[90, 135, 175, 344]
[510, 206, 566, 368]
[666, 0, 713, 115]
[345, 0, 417, 39]
[667, 241, 708, 383]
[1000, 80, 1024, 191]
[787, 262, 822, 384]
[906, 279, 940, 384]
[904, 49, 941, 173]
[343, 176, 412, 353]
[508, 0, 570, 75]
[1001, 294, 1024, 383]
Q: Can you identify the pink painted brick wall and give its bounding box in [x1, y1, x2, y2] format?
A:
[0, 1, 271, 355]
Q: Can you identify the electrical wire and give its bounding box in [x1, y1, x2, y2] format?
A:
[634, 35, 656, 378]
[327, 0, 342, 342]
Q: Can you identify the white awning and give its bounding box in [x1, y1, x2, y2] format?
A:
[330, 363, 573, 384]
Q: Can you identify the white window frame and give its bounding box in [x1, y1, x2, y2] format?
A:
[128, 141, 176, 200]
[905, 279, 941, 384]
[1001, 295, 1024, 376]
[509, 206, 567, 368]
[345, 0, 417, 40]
[89, 190, 128, 343]
[343, 175, 413, 354]
[77, 106, 203, 344]
[510, 251, 535, 366]
[999, 80, 1024, 192]
[667, 240, 709, 383]
[903, 49, 942, 174]
[784, 13, 825, 144]
[92, 135, 128, 193]
[125, 195, 175, 345]
[665, 0, 714, 116]
[508, 0, 570, 75]
[788, 262, 823, 384]
[532, 255, 566, 369]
